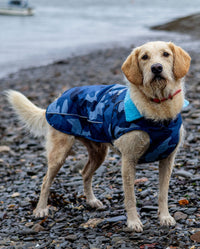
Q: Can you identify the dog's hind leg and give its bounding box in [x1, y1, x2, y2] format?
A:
[34, 128, 75, 217]
[79, 139, 108, 208]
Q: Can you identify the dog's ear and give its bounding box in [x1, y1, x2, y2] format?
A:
[168, 42, 191, 79]
[121, 48, 143, 85]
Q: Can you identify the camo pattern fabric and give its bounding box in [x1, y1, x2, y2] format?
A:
[46, 84, 182, 163]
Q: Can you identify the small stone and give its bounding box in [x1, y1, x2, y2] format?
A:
[105, 215, 126, 223]
[187, 134, 196, 143]
[174, 211, 188, 221]
[184, 207, 197, 215]
[140, 206, 158, 212]
[140, 189, 150, 198]
[32, 223, 46, 232]
[0, 212, 7, 220]
[70, 159, 87, 173]
[25, 222, 34, 228]
[134, 177, 148, 185]
[96, 205, 107, 211]
[190, 231, 200, 242]
[112, 236, 124, 244]
[11, 192, 20, 198]
[0, 145, 10, 153]
[23, 237, 35, 241]
[96, 165, 107, 176]
[190, 177, 200, 182]
[10, 236, 19, 241]
[65, 234, 77, 242]
[18, 228, 36, 236]
[31, 175, 38, 179]
[59, 241, 70, 248]
[81, 218, 104, 228]
[174, 170, 193, 178]
[7, 204, 16, 210]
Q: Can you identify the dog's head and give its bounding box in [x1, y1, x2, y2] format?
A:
[122, 41, 191, 100]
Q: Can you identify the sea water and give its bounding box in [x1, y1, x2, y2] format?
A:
[0, 0, 200, 78]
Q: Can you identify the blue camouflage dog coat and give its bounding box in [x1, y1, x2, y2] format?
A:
[46, 84, 183, 164]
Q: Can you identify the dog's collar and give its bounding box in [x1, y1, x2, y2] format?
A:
[152, 89, 182, 103]
[124, 89, 189, 122]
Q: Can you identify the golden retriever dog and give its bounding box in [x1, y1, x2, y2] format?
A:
[6, 41, 191, 232]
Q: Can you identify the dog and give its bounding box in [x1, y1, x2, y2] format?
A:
[6, 41, 191, 232]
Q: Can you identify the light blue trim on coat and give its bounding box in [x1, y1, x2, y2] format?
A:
[124, 90, 189, 122]
[183, 99, 189, 108]
[124, 90, 143, 122]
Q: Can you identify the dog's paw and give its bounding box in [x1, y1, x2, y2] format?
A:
[160, 215, 176, 227]
[33, 207, 49, 218]
[127, 218, 143, 232]
[87, 198, 103, 209]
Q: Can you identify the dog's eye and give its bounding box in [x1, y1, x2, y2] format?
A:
[163, 52, 169, 57]
[142, 54, 148, 60]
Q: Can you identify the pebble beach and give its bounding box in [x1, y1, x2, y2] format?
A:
[0, 13, 200, 249]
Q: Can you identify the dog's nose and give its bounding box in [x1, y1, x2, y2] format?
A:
[151, 63, 163, 75]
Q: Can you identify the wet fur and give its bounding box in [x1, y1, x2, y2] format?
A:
[6, 41, 191, 232]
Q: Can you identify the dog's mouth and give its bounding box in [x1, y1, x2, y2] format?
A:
[151, 75, 166, 83]
[147, 74, 167, 100]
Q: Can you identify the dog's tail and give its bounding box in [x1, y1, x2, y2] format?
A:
[5, 90, 47, 137]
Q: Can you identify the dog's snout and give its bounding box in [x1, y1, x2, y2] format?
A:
[151, 63, 163, 75]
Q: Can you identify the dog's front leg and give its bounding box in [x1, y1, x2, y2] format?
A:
[114, 131, 150, 232]
[158, 153, 176, 226]
[158, 126, 183, 226]
[122, 157, 143, 232]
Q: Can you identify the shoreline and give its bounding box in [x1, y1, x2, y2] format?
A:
[1, 12, 200, 81]
[152, 12, 200, 38]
